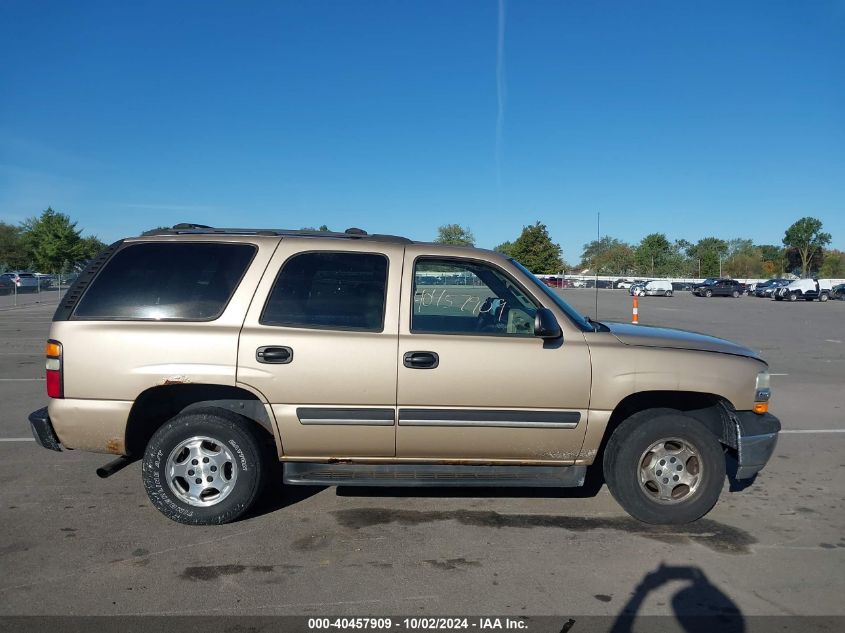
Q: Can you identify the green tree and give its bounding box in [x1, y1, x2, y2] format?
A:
[580, 236, 635, 274]
[509, 221, 563, 273]
[78, 235, 108, 260]
[820, 250, 845, 278]
[783, 217, 832, 277]
[723, 238, 763, 278]
[493, 241, 515, 258]
[318, 224, 330, 232]
[20, 208, 91, 273]
[434, 224, 475, 246]
[635, 233, 679, 276]
[0, 222, 28, 270]
[688, 237, 728, 277]
[758, 244, 785, 276]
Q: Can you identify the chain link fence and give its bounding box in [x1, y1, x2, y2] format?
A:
[0, 274, 74, 311]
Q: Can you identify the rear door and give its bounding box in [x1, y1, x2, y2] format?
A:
[237, 239, 404, 458]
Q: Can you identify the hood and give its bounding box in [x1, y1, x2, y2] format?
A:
[605, 322, 762, 361]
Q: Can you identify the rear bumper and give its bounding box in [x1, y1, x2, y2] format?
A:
[734, 411, 780, 479]
[28, 407, 62, 452]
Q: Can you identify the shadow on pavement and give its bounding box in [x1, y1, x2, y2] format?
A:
[611, 564, 744, 633]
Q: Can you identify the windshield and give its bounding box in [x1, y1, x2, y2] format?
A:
[510, 259, 592, 331]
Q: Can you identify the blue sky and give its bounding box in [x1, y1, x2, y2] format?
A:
[1, 0, 842, 262]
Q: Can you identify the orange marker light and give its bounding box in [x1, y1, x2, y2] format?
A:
[45, 341, 62, 358]
[753, 402, 769, 414]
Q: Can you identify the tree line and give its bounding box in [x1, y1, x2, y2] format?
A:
[2, 208, 841, 279]
[0, 208, 106, 274]
[436, 216, 842, 278]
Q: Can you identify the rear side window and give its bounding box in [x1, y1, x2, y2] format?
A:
[261, 252, 388, 331]
[73, 242, 256, 320]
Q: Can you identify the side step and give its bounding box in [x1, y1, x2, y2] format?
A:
[283, 462, 586, 488]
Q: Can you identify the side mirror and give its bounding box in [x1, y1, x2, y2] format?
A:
[534, 308, 562, 339]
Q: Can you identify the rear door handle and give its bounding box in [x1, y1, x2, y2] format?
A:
[256, 346, 293, 364]
[403, 351, 439, 369]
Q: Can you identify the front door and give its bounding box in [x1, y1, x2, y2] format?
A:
[396, 248, 592, 463]
[237, 239, 404, 458]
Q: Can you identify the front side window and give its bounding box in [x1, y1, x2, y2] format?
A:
[412, 258, 537, 336]
[73, 242, 256, 320]
[261, 252, 388, 331]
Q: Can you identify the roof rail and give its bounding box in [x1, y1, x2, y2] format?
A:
[143, 225, 412, 244]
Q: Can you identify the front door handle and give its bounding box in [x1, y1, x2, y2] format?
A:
[403, 351, 439, 369]
[256, 346, 293, 364]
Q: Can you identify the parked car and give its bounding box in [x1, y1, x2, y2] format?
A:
[0, 276, 14, 295]
[1, 272, 39, 293]
[773, 278, 831, 302]
[642, 280, 674, 297]
[753, 279, 789, 298]
[831, 283, 845, 301]
[629, 281, 648, 296]
[615, 278, 635, 289]
[692, 278, 746, 298]
[28, 225, 779, 526]
[671, 282, 693, 292]
[572, 279, 588, 288]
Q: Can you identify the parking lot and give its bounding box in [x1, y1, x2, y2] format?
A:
[0, 289, 843, 623]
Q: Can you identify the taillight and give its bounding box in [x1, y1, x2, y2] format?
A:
[45, 340, 63, 399]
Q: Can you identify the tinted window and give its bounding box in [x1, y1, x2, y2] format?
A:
[73, 242, 255, 320]
[261, 252, 388, 331]
[412, 258, 537, 336]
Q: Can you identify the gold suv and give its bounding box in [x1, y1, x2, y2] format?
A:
[28, 226, 779, 525]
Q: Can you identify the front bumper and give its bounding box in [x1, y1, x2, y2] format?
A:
[733, 411, 780, 479]
[28, 406, 62, 452]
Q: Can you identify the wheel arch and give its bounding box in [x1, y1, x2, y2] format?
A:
[597, 390, 736, 463]
[125, 383, 277, 457]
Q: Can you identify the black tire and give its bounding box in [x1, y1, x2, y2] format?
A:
[603, 409, 726, 524]
[142, 408, 269, 525]
[731, 290, 739, 298]
[704, 290, 712, 298]
[665, 290, 673, 297]
[820, 293, 828, 302]
[788, 293, 798, 302]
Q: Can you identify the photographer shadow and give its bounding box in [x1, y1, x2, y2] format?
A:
[611, 564, 744, 633]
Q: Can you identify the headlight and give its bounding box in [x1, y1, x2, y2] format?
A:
[754, 371, 771, 413]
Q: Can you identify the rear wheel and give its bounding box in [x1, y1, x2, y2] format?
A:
[820, 293, 829, 302]
[731, 290, 740, 298]
[603, 409, 725, 524]
[142, 408, 268, 525]
[704, 290, 713, 298]
[665, 290, 673, 297]
[788, 293, 798, 302]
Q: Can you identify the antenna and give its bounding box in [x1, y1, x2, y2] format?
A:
[594, 211, 600, 322]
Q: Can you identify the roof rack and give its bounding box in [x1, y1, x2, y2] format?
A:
[145, 225, 412, 244]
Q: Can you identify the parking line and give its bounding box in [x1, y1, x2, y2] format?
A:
[0, 378, 44, 381]
[770, 373, 789, 376]
[780, 429, 845, 434]
[0, 438, 35, 442]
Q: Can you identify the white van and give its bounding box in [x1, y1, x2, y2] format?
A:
[642, 280, 674, 297]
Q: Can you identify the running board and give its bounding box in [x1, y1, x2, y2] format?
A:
[283, 463, 586, 488]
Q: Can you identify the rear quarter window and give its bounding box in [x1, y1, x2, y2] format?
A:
[72, 242, 256, 321]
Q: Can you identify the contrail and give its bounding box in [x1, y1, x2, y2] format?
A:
[496, 0, 506, 187]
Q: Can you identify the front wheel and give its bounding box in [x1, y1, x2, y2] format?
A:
[820, 293, 829, 302]
[704, 290, 713, 298]
[788, 293, 798, 302]
[603, 409, 726, 524]
[665, 290, 673, 297]
[142, 408, 269, 525]
[731, 290, 740, 298]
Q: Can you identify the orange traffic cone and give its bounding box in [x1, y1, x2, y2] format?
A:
[632, 294, 639, 324]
